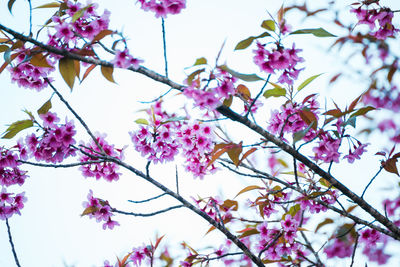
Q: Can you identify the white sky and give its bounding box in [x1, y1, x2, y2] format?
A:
[1, 0, 400, 266]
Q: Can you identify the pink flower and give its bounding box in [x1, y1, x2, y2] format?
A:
[79, 133, 124, 182]
[281, 214, 299, 231]
[138, 0, 186, 18]
[112, 49, 143, 69]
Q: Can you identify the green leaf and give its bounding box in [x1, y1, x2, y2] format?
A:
[187, 68, 205, 86]
[59, 57, 76, 90]
[2, 120, 33, 139]
[297, 73, 323, 91]
[161, 116, 187, 124]
[134, 118, 149, 125]
[34, 2, 61, 9]
[193, 57, 207, 66]
[234, 32, 270, 50]
[261, 20, 276, 31]
[101, 65, 115, 83]
[0, 45, 9, 53]
[218, 65, 262, 82]
[263, 87, 286, 98]
[293, 122, 314, 143]
[290, 28, 336, 37]
[349, 106, 375, 118]
[71, 6, 90, 23]
[343, 116, 356, 128]
[37, 99, 52, 115]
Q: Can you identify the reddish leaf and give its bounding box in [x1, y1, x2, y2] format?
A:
[81, 64, 96, 83]
[299, 109, 318, 130]
[383, 158, 399, 176]
[81, 206, 98, 216]
[227, 142, 243, 166]
[238, 228, 259, 239]
[237, 147, 257, 166]
[221, 199, 238, 211]
[237, 84, 251, 100]
[154, 235, 165, 250]
[92, 29, 114, 43]
[235, 185, 262, 198]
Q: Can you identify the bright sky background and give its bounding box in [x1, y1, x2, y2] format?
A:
[1, 0, 400, 266]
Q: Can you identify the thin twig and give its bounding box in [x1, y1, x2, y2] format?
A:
[128, 193, 168, 204]
[6, 219, 21, 267]
[258, 232, 282, 258]
[219, 159, 398, 239]
[206, 252, 243, 261]
[245, 74, 271, 118]
[212, 199, 225, 228]
[361, 166, 383, 198]
[175, 165, 179, 195]
[112, 205, 183, 217]
[45, 79, 104, 154]
[19, 160, 106, 168]
[350, 233, 359, 267]
[161, 18, 168, 78]
[27, 0, 32, 36]
[93, 154, 265, 266]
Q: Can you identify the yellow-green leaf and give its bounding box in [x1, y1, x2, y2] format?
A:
[193, 57, 207, 66]
[297, 73, 323, 91]
[101, 65, 115, 83]
[234, 32, 270, 50]
[261, 20, 276, 31]
[219, 65, 262, 82]
[30, 53, 53, 68]
[0, 45, 9, 53]
[349, 106, 375, 118]
[135, 118, 149, 125]
[263, 87, 286, 98]
[59, 57, 76, 90]
[2, 120, 33, 139]
[34, 2, 61, 9]
[37, 99, 52, 115]
[290, 28, 336, 37]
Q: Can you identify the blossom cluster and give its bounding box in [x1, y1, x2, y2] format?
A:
[351, 4, 399, 40]
[79, 133, 124, 182]
[183, 70, 237, 110]
[255, 214, 308, 262]
[268, 95, 319, 142]
[130, 101, 216, 178]
[82, 190, 119, 230]
[254, 43, 304, 85]
[112, 49, 143, 69]
[25, 112, 77, 163]
[9, 47, 55, 91]
[137, 0, 186, 18]
[49, 1, 110, 47]
[0, 148, 28, 220]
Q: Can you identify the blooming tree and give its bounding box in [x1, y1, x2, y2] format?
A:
[1, 0, 400, 266]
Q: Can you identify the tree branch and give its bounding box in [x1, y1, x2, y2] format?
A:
[6, 219, 21, 267]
